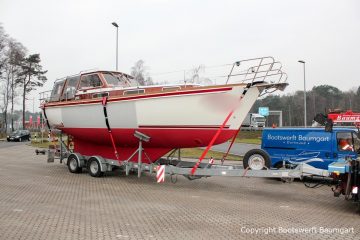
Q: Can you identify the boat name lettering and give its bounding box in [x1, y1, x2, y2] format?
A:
[267, 134, 330, 143]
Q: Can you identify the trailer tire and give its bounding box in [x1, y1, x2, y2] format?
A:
[243, 149, 271, 170]
[67, 154, 82, 173]
[88, 157, 104, 177]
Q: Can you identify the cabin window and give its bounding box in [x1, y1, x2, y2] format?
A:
[80, 74, 102, 89]
[61, 76, 80, 100]
[50, 80, 65, 102]
[103, 73, 120, 86]
[123, 89, 145, 95]
[162, 86, 180, 92]
[92, 92, 109, 98]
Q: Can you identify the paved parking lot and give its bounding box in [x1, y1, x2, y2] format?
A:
[0, 143, 359, 240]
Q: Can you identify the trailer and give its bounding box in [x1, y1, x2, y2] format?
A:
[45, 130, 331, 182]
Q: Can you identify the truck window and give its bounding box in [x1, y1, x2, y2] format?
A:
[337, 132, 354, 151]
[353, 132, 360, 152]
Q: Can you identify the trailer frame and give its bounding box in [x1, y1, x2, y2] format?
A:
[47, 130, 331, 182]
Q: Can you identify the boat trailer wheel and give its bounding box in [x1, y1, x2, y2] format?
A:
[67, 154, 82, 174]
[248, 154, 266, 170]
[88, 157, 104, 178]
[243, 149, 270, 170]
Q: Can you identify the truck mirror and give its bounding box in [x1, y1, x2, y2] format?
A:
[313, 113, 333, 132]
[325, 121, 333, 132]
[313, 113, 326, 125]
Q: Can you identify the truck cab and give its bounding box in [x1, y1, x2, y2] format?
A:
[243, 128, 360, 170]
[242, 113, 266, 130]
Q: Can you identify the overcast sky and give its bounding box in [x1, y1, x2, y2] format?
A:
[1, 0, 360, 111]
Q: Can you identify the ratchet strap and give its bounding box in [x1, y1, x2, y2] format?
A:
[42, 107, 51, 129]
[191, 83, 252, 175]
[102, 96, 120, 161]
[221, 127, 241, 164]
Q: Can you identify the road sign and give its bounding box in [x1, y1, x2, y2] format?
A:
[259, 107, 269, 116]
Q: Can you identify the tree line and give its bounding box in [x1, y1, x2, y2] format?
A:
[251, 85, 360, 127]
[0, 24, 47, 133]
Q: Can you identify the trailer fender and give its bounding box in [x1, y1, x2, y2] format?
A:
[88, 156, 108, 173]
[67, 153, 85, 173]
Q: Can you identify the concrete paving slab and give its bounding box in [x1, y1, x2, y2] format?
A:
[0, 143, 358, 239]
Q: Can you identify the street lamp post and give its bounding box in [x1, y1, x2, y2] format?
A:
[298, 60, 307, 127]
[111, 22, 119, 71]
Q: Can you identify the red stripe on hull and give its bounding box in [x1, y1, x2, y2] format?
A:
[61, 127, 237, 163]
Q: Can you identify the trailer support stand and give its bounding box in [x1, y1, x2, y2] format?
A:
[122, 131, 150, 178]
[138, 139, 143, 178]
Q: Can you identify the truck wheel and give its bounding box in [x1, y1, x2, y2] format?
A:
[88, 157, 104, 177]
[67, 154, 82, 173]
[243, 149, 271, 170]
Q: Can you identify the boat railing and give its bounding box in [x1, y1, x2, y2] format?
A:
[39, 57, 287, 104]
[225, 56, 287, 87]
[39, 90, 53, 104]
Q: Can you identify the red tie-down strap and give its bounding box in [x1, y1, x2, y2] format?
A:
[190, 83, 251, 175]
[102, 96, 120, 161]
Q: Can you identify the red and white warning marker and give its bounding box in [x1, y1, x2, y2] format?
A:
[156, 165, 165, 183]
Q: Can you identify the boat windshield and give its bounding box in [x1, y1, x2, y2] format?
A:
[61, 75, 80, 100]
[50, 79, 65, 102]
[102, 72, 137, 87]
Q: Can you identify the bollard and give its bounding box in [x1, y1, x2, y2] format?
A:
[47, 145, 55, 163]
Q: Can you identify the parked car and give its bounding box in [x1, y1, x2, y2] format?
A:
[7, 130, 31, 142]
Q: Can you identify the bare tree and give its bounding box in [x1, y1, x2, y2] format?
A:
[1, 64, 11, 131]
[130, 60, 153, 86]
[187, 65, 213, 85]
[0, 24, 8, 76]
[0, 24, 8, 132]
[188, 65, 204, 84]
